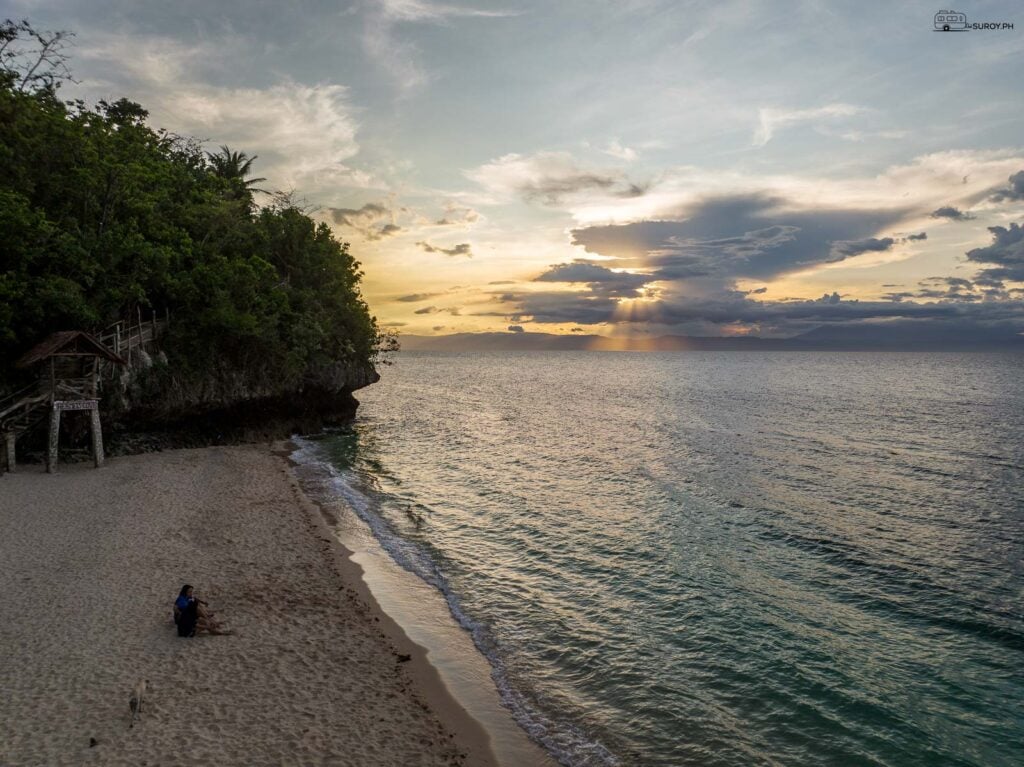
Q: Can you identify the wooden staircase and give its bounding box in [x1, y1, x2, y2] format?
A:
[0, 384, 49, 472]
[2, 316, 168, 474]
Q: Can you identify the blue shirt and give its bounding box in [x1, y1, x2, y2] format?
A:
[175, 595, 192, 611]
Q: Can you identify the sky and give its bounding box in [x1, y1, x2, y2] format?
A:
[7, 0, 1024, 340]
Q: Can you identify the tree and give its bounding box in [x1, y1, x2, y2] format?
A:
[0, 26, 389, 401]
[0, 19, 76, 93]
[207, 145, 268, 200]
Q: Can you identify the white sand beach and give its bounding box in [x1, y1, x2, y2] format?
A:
[0, 444, 497, 766]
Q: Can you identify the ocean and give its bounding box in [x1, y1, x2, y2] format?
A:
[293, 351, 1024, 767]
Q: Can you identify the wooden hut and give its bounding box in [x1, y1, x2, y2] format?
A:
[3, 331, 126, 472]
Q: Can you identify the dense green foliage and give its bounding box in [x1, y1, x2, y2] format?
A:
[0, 35, 384, 395]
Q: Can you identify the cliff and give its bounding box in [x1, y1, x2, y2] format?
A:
[102, 351, 380, 452]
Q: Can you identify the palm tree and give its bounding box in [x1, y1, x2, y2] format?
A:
[207, 145, 267, 196]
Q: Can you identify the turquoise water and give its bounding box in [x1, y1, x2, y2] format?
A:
[297, 352, 1024, 766]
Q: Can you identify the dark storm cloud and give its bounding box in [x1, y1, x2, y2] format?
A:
[534, 261, 652, 297]
[488, 281, 1024, 335]
[939, 276, 974, 289]
[488, 291, 620, 325]
[931, 206, 975, 221]
[989, 170, 1024, 202]
[966, 223, 1024, 284]
[913, 283, 980, 301]
[482, 192, 1024, 339]
[571, 193, 909, 281]
[417, 241, 473, 257]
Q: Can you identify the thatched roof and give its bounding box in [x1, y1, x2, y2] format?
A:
[16, 331, 126, 369]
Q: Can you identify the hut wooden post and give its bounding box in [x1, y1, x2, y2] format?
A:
[90, 405, 104, 468]
[14, 331, 126, 474]
[3, 431, 14, 473]
[46, 404, 60, 473]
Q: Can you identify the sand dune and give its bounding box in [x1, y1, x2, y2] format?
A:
[0, 445, 496, 766]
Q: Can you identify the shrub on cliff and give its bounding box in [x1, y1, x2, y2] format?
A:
[0, 21, 387, 398]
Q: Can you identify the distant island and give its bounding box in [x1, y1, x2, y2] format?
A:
[400, 323, 1024, 352]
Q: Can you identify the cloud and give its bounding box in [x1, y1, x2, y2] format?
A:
[417, 241, 473, 257]
[375, 0, 515, 22]
[571, 193, 908, 281]
[884, 277, 982, 303]
[488, 189, 1024, 336]
[363, 0, 517, 90]
[490, 291, 620, 325]
[329, 202, 403, 240]
[931, 206, 975, 221]
[415, 304, 462, 315]
[434, 203, 481, 226]
[534, 261, 651, 298]
[466, 151, 646, 205]
[77, 34, 366, 196]
[823, 129, 909, 142]
[989, 170, 1024, 202]
[829, 237, 895, 259]
[507, 325, 525, 333]
[601, 140, 637, 161]
[966, 223, 1024, 284]
[753, 103, 864, 146]
[492, 289, 1024, 332]
[395, 292, 442, 302]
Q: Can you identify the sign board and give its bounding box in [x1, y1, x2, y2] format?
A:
[54, 400, 99, 411]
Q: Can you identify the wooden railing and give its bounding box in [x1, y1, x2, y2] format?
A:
[0, 391, 48, 432]
[0, 381, 41, 421]
[97, 311, 169, 369]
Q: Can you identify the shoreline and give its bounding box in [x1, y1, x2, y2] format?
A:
[287, 438, 559, 767]
[0, 444, 497, 766]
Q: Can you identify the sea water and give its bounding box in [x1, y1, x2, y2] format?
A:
[294, 351, 1024, 767]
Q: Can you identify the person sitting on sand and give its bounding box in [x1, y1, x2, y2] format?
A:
[174, 584, 231, 637]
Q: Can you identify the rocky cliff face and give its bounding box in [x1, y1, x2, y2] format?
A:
[102, 352, 380, 451]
